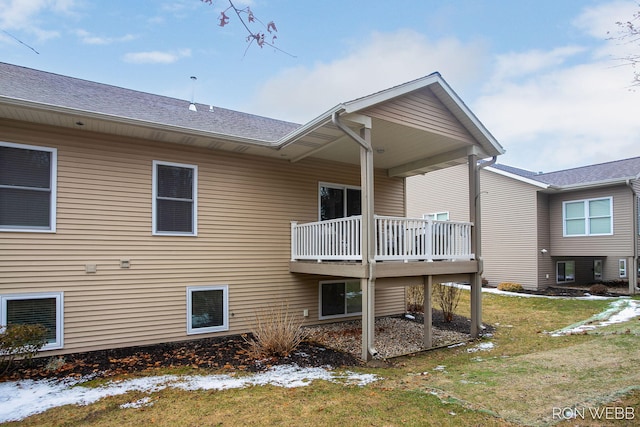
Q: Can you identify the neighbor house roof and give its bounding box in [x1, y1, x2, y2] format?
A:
[488, 156, 640, 191]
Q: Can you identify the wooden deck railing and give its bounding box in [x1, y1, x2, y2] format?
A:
[291, 215, 473, 262]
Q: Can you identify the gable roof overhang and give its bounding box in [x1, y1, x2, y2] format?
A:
[486, 166, 639, 193]
[0, 65, 504, 178]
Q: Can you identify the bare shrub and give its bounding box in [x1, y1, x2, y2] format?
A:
[406, 285, 424, 313]
[433, 283, 462, 323]
[0, 323, 48, 375]
[497, 282, 524, 292]
[589, 283, 608, 295]
[244, 303, 306, 358]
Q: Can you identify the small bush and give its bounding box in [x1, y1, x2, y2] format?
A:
[244, 303, 306, 358]
[481, 277, 489, 287]
[433, 283, 462, 323]
[406, 285, 424, 313]
[497, 282, 524, 292]
[589, 283, 608, 295]
[0, 323, 48, 375]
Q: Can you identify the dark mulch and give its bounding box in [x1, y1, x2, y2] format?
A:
[1, 335, 363, 383]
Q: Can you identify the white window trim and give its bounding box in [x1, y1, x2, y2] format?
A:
[186, 285, 229, 335]
[556, 261, 575, 284]
[318, 182, 361, 221]
[562, 196, 613, 237]
[318, 279, 362, 320]
[152, 160, 198, 236]
[619, 259, 628, 278]
[423, 211, 449, 221]
[0, 141, 57, 233]
[0, 292, 64, 350]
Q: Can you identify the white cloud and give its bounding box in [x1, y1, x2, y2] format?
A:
[248, 29, 488, 123]
[123, 48, 192, 64]
[74, 29, 136, 45]
[0, 0, 78, 41]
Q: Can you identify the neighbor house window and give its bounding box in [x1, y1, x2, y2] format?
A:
[153, 161, 197, 235]
[556, 261, 575, 284]
[319, 280, 362, 319]
[0, 142, 57, 232]
[319, 183, 361, 220]
[619, 259, 628, 278]
[187, 286, 228, 334]
[563, 197, 612, 236]
[0, 292, 63, 350]
[423, 212, 449, 221]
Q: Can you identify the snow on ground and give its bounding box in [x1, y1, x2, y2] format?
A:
[0, 364, 379, 423]
[452, 283, 616, 300]
[549, 299, 640, 336]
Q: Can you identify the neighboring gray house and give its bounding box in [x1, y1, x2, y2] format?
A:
[407, 157, 640, 292]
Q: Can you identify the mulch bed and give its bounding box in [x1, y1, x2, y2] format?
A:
[1, 335, 363, 383]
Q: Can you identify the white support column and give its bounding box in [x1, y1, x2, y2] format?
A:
[423, 275, 432, 348]
[360, 126, 377, 361]
[468, 154, 482, 337]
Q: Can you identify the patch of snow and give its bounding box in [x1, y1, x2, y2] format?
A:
[120, 397, 153, 409]
[467, 342, 495, 353]
[433, 365, 447, 372]
[404, 314, 415, 320]
[452, 283, 620, 300]
[550, 299, 640, 336]
[447, 342, 465, 349]
[0, 364, 379, 423]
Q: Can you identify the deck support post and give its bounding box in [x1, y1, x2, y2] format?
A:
[423, 275, 432, 348]
[468, 153, 482, 338]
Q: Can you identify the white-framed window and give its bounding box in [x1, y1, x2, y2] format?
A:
[319, 280, 362, 319]
[0, 141, 57, 232]
[319, 182, 361, 220]
[563, 197, 612, 236]
[0, 292, 64, 350]
[152, 161, 197, 235]
[556, 261, 575, 284]
[187, 285, 228, 334]
[423, 211, 449, 221]
[619, 259, 628, 278]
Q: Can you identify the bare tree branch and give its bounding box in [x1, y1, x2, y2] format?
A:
[201, 0, 295, 57]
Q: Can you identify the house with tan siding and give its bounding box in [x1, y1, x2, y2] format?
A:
[407, 158, 640, 293]
[0, 62, 503, 361]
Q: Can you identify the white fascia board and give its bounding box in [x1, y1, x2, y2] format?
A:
[485, 166, 550, 189]
[552, 177, 636, 192]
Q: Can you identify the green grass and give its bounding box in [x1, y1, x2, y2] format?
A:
[4, 292, 639, 427]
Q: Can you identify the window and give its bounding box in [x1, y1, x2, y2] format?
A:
[563, 197, 612, 236]
[319, 183, 361, 220]
[0, 292, 63, 350]
[187, 286, 228, 334]
[319, 280, 362, 319]
[153, 161, 197, 235]
[556, 261, 575, 284]
[593, 259, 603, 281]
[423, 212, 449, 221]
[0, 142, 57, 232]
[619, 259, 628, 278]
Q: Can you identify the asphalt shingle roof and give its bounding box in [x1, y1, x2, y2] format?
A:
[492, 156, 640, 187]
[0, 62, 300, 142]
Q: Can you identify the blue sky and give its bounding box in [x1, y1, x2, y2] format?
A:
[1, 0, 639, 172]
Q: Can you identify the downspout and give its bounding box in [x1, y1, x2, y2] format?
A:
[472, 156, 496, 278]
[331, 111, 378, 358]
[626, 178, 639, 292]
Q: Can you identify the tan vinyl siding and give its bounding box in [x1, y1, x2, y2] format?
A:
[479, 169, 540, 290]
[0, 120, 406, 354]
[364, 88, 475, 143]
[406, 164, 470, 220]
[549, 185, 634, 257]
[536, 192, 554, 289]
